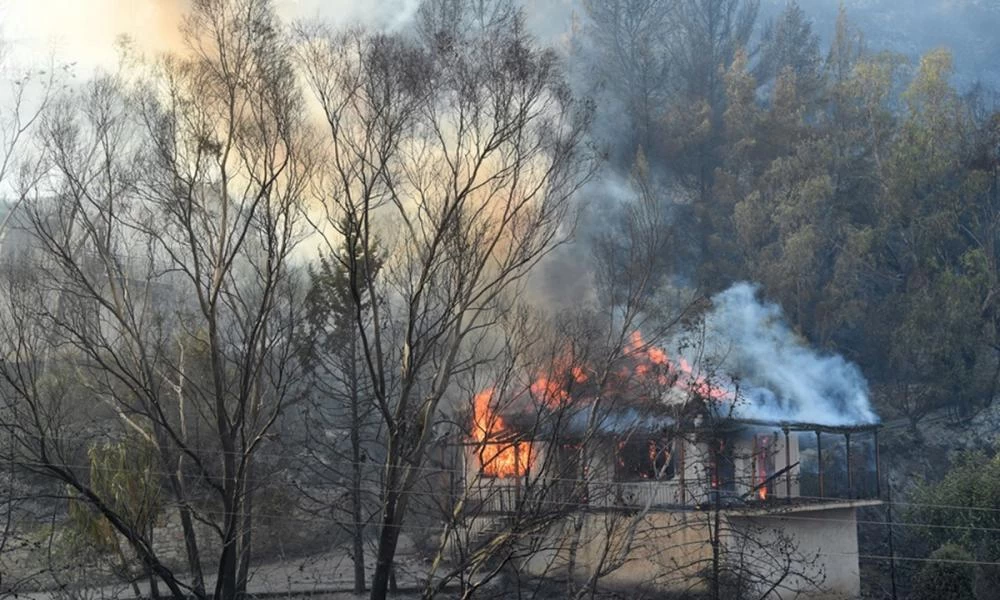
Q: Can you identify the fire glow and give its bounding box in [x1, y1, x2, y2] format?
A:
[471, 331, 731, 478]
[472, 389, 534, 478]
[624, 331, 730, 401]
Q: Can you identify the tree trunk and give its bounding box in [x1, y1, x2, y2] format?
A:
[564, 512, 585, 597]
[237, 319, 266, 597]
[216, 514, 240, 600]
[370, 458, 406, 600]
[711, 481, 722, 600]
[118, 547, 143, 600]
[164, 460, 204, 596]
[148, 564, 161, 600]
[150, 424, 205, 598]
[147, 525, 161, 600]
[350, 336, 367, 594]
[167, 343, 206, 597]
[370, 497, 401, 599]
[176, 502, 205, 596]
[215, 446, 241, 600]
[236, 465, 254, 597]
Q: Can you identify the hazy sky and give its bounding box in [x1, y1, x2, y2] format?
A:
[3, 0, 421, 73]
[4, 0, 186, 71]
[4, 0, 997, 85]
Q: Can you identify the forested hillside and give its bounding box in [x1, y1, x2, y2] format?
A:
[550, 6, 1000, 595]
[548, 1, 1000, 431]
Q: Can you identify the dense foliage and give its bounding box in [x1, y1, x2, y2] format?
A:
[911, 544, 976, 600]
[575, 1, 1000, 424]
[909, 453, 1000, 553]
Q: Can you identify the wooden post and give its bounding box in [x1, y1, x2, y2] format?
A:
[845, 433, 853, 499]
[784, 427, 792, 502]
[888, 483, 898, 600]
[816, 430, 824, 498]
[679, 439, 686, 506]
[875, 429, 881, 499]
[514, 441, 522, 507]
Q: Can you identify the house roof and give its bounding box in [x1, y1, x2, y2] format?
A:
[725, 417, 881, 435]
[469, 410, 880, 445]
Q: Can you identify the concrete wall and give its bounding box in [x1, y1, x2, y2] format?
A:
[508, 504, 863, 599]
[727, 507, 860, 600]
[517, 510, 715, 593]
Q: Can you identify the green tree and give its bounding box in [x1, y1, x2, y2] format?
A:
[68, 436, 162, 599]
[909, 452, 1000, 597]
[912, 544, 976, 600]
[299, 222, 384, 594]
[662, 0, 759, 281]
[873, 49, 994, 422]
[720, 45, 839, 335]
[754, 1, 823, 106]
[580, 0, 674, 162]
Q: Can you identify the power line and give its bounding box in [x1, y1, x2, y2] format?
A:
[12, 498, 1000, 572]
[9, 470, 1000, 540]
[3, 453, 998, 516]
[0, 454, 913, 508]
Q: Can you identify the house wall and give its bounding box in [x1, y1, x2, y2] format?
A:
[649, 432, 802, 506]
[726, 507, 861, 600]
[461, 431, 861, 598]
[511, 505, 862, 599]
[463, 427, 805, 513]
[517, 510, 715, 593]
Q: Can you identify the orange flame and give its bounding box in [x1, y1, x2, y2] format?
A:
[625, 331, 730, 400]
[528, 357, 589, 407]
[469, 330, 731, 476]
[472, 389, 533, 478]
[754, 435, 772, 500]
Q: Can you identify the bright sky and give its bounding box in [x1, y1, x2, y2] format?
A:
[2, 0, 422, 73]
[4, 0, 186, 71]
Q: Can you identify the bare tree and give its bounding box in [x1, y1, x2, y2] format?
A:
[412, 307, 597, 599]
[0, 1, 312, 599]
[424, 149, 826, 600]
[0, 38, 62, 240]
[0, 33, 71, 600]
[415, 149, 699, 600]
[296, 2, 594, 597]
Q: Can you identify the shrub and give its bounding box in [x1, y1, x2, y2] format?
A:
[912, 544, 975, 600]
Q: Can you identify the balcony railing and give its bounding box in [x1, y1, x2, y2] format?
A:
[461, 470, 879, 517]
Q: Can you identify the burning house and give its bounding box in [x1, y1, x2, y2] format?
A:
[452, 324, 881, 599]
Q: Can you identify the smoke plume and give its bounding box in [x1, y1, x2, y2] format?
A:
[695, 283, 876, 426]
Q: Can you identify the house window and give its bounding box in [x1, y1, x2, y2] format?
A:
[477, 441, 533, 479]
[752, 434, 777, 499]
[616, 437, 675, 481]
[554, 444, 588, 504]
[709, 438, 736, 492]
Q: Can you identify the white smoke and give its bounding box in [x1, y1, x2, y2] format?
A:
[285, 0, 422, 32]
[695, 282, 877, 426]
